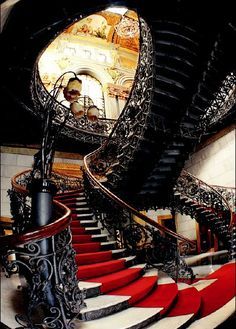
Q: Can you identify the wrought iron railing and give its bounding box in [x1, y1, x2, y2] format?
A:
[211, 184, 235, 212]
[84, 150, 196, 281]
[180, 72, 236, 139]
[0, 202, 85, 329]
[174, 170, 233, 244]
[85, 17, 156, 189]
[175, 170, 232, 213]
[8, 169, 83, 233]
[1, 170, 85, 328]
[31, 68, 117, 144]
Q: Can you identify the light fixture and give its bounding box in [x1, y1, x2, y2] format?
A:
[70, 101, 85, 119]
[63, 77, 82, 102]
[87, 105, 100, 122]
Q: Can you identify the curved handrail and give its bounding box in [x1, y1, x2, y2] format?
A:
[177, 170, 234, 229]
[84, 149, 195, 246]
[181, 170, 232, 211]
[11, 169, 32, 194]
[1, 170, 72, 249]
[0, 200, 71, 249]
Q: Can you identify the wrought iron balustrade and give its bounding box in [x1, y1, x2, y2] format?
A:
[84, 151, 196, 281]
[85, 17, 158, 186]
[175, 170, 231, 213]
[173, 170, 233, 245]
[8, 169, 83, 233]
[31, 68, 117, 143]
[0, 201, 85, 329]
[211, 184, 235, 212]
[180, 72, 236, 139]
[2, 169, 85, 328]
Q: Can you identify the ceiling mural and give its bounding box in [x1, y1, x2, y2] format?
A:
[38, 8, 139, 118]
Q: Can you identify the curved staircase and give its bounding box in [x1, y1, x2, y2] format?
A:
[1, 1, 235, 328]
[53, 189, 235, 328]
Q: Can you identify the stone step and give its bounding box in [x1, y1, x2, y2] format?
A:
[79, 268, 158, 321]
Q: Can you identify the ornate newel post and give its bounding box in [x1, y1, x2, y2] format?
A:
[30, 178, 57, 307]
[8, 71, 88, 328]
[31, 179, 56, 228]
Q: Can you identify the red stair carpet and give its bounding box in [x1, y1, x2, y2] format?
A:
[55, 190, 235, 328]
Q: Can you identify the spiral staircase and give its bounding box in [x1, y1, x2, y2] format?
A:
[1, 0, 236, 328]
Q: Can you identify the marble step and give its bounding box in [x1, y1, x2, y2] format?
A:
[79, 268, 158, 321]
[72, 233, 109, 244]
[71, 227, 101, 235]
[79, 264, 147, 298]
[77, 256, 137, 280]
[76, 249, 127, 266]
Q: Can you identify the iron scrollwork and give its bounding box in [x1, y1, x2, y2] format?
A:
[84, 172, 194, 281]
[1, 228, 85, 329]
[88, 17, 155, 189]
[31, 68, 117, 145]
[180, 72, 236, 139]
[173, 170, 231, 243]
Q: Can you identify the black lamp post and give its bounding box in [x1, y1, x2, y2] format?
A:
[29, 71, 99, 315]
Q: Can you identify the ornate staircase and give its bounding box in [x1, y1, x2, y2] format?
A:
[1, 1, 235, 328]
[51, 187, 235, 328]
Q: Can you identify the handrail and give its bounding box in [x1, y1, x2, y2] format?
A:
[181, 170, 232, 211]
[212, 184, 236, 190]
[180, 169, 234, 228]
[1, 170, 72, 249]
[84, 149, 195, 246]
[0, 200, 71, 248]
[11, 169, 32, 194]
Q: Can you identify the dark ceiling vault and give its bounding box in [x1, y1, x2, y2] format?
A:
[1, 0, 235, 150]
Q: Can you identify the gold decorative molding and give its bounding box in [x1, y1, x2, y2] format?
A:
[106, 83, 130, 100]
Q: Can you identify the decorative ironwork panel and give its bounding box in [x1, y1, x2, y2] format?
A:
[31, 68, 117, 144]
[84, 171, 194, 281]
[88, 17, 154, 189]
[1, 228, 85, 329]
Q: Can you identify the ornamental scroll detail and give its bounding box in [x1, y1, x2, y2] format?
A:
[1, 228, 85, 329]
[88, 17, 154, 190]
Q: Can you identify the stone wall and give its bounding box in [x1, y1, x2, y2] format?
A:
[185, 128, 235, 187]
[0, 147, 83, 217]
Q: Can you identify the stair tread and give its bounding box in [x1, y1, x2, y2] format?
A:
[76, 306, 162, 329]
[77, 256, 137, 281]
[80, 294, 130, 314]
[85, 264, 146, 294]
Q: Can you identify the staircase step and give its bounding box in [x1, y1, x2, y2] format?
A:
[71, 207, 91, 212]
[71, 211, 94, 217]
[106, 269, 158, 304]
[72, 234, 108, 244]
[77, 256, 136, 280]
[70, 219, 98, 227]
[76, 251, 113, 265]
[75, 306, 161, 329]
[71, 227, 101, 235]
[79, 219, 98, 227]
[55, 191, 84, 200]
[80, 268, 157, 321]
[84, 264, 147, 296]
[80, 295, 130, 321]
[63, 200, 88, 207]
[73, 241, 117, 254]
[76, 249, 127, 266]
[147, 285, 201, 328]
